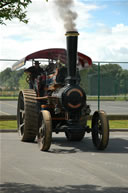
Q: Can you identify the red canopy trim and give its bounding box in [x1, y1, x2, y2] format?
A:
[12, 48, 92, 71]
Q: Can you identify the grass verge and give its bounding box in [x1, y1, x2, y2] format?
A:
[0, 96, 18, 100]
[108, 120, 128, 129]
[0, 120, 128, 131]
[0, 120, 17, 130]
[87, 120, 128, 129]
[87, 96, 128, 101]
[0, 95, 128, 101]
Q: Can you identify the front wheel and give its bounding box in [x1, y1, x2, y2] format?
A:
[38, 110, 52, 151]
[91, 110, 109, 150]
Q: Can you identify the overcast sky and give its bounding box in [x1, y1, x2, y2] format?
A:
[0, 0, 128, 72]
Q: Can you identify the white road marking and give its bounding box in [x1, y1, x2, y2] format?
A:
[0, 101, 17, 108]
[0, 110, 10, 115]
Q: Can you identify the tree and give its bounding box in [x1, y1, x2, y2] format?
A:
[119, 69, 128, 95]
[19, 73, 29, 89]
[0, 67, 24, 90]
[79, 69, 88, 93]
[0, 0, 32, 25]
[100, 63, 122, 78]
[0, 68, 12, 84]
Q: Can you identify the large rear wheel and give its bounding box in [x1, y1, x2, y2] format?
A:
[38, 110, 52, 151]
[17, 89, 39, 142]
[91, 110, 109, 150]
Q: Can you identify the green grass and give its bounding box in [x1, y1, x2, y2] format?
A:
[0, 120, 17, 130]
[0, 96, 18, 100]
[0, 91, 19, 99]
[87, 120, 128, 129]
[87, 96, 128, 101]
[0, 92, 128, 101]
[109, 120, 128, 129]
[0, 120, 128, 131]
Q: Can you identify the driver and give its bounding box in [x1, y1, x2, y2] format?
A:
[24, 61, 44, 89]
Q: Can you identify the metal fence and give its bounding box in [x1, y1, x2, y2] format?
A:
[79, 61, 128, 110]
[0, 59, 128, 106]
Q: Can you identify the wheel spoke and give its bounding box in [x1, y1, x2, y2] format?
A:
[98, 126, 102, 135]
[20, 109, 24, 113]
[19, 122, 24, 129]
[38, 124, 45, 144]
[20, 109, 25, 119]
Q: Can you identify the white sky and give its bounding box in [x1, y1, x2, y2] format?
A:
[0, 0, 128, 71]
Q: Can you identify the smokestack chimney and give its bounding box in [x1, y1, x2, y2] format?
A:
[65, 31, 79, 85]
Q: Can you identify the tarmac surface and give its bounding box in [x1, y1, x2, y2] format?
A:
[0, 100, 128, 115]
[0, 132, 128, 193]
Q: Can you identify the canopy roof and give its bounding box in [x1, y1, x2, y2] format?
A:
[12, 48, 92, 71]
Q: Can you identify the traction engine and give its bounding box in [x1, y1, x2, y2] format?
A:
[14, 31, 109, 151]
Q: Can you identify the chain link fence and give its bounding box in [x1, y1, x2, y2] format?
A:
[80, 61, 128, 110]
[0, 59, 128, 103]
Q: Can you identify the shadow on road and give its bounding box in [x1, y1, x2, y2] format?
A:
[1, 183, 128, 193]
[50, 136, 128, 154]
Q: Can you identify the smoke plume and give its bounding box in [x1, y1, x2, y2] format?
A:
[54, 0, 78, 31]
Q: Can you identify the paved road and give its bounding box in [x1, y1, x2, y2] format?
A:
[0, 101, 17, 115]
[0, 132, 128, 193]
[87, 101, 128, 115]
[0, 100, 128, 115]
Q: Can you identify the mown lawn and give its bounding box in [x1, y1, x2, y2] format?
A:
[0, 120, 128, 130]
[0, 94, 128, 101]
[0, 120, 17, 130]
[87, 120, 128, 129]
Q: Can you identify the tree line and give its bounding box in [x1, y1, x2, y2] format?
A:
[0, 63, 128, 95]
[0, 67, 27, 91]
[80, 63, 128, 95]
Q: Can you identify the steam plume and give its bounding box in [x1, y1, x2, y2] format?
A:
[54, 0, 77, 31]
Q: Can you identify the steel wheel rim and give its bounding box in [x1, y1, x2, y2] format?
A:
[96, 118, 102, 143]
[18, 93, 25, 136]
[38, 121, 45, 148]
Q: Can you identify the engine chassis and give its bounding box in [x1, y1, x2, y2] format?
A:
[17, 87, 109, 151]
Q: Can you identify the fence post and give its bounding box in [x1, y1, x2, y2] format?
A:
[98, 62, 100, 111]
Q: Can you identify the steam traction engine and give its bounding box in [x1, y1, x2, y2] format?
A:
[13, 31, 109, 151]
